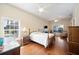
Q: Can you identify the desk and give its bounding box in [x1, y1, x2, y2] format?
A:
[0, 37, 20, 55]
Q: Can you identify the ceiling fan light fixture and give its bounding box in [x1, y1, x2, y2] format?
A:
[38, 8, 44, 12]
[54, 20, 58, 22]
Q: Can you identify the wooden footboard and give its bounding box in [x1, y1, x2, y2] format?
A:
[47, 35, 55, 47]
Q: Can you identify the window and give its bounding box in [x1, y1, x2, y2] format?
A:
[53, 24, 64, 32]
[3, 17, 20, 38]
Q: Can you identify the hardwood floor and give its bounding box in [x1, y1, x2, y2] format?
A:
[20, 37, 69, 55]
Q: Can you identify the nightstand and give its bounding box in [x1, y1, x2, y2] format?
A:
[22, 36, 30, 46]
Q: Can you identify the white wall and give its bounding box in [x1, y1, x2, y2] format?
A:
[72, 4, 79, 26]
[0, 4, 50, 36]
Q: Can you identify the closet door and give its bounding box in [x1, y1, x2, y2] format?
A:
[68, 26, 79, 54]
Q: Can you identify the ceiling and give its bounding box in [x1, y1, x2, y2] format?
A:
[10, 3, 76, 21]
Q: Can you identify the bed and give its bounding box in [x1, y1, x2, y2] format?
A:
[30, 32, 55, 48]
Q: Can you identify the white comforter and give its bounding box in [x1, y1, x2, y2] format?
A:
[30, 32, 54, 48]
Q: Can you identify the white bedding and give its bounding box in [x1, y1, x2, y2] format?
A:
[30, 32, 54, 48]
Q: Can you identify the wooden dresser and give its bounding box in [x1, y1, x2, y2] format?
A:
[68, 26, 79, 54]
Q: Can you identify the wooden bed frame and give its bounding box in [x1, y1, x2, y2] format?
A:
[47, 33, 55, 47]
[28, 28, 55, 48]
